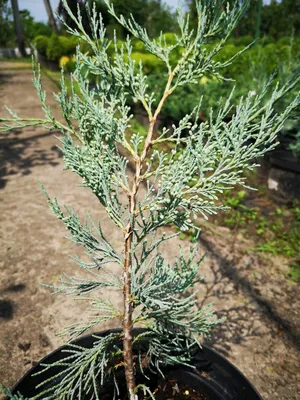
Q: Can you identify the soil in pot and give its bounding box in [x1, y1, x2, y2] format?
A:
[94, 364, 214, 400]
[155, 380, 209, 400]
[96, 375, 211, 400]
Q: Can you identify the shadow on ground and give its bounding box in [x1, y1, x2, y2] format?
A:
[0, 72, 13, 87]
[200, 261, 267, 357]
[0, 129, 62, 189]
[0, 283, 26, 320]
[200, 235, 300, 356]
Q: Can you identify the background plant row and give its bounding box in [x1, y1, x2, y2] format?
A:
[35, 33, 300, 122]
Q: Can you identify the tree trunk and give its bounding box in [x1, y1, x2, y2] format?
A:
[43, 0, 59, 34]
[255, 0, 263, 43]
[10, 0, 26, 57]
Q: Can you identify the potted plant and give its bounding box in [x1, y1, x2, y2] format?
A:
[1, 0, 299, 399]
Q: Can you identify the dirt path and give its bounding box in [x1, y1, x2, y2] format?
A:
[0, 63, 299, 399]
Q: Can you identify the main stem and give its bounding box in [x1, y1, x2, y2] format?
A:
[123, 223, 136, 400]
[122, 72, 175, 400]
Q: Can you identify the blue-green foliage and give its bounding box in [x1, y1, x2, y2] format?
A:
[1, 387, 26, 400]
[1, 0, 300, 399]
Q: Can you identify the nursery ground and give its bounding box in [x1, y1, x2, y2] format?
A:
[0, 62, 299, 400]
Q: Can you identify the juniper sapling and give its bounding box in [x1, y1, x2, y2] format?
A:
[1, 0, 299, 399]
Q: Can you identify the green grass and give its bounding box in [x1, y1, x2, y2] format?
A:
[287, 262, 300, 283]
[214, 175, 300, 263]
[0, 57, 32, 70]
[42, 68, 80, 95]
[0, 57, 32, 63]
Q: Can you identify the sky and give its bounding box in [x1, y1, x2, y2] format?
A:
[19, 0, 275, 23]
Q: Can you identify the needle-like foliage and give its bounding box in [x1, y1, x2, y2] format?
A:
[1, 0, 299, 399]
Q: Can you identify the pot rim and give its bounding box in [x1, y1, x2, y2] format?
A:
[11, 328, 263, 400]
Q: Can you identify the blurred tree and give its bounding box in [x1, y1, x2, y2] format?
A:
[145, 0, 177, 37]
[11, 0, 26, 56]
[58, 0, 96, 35]
[0, 0, 14, 47]
[186, 0, 300, 39]
[261, 0, 300, 39]
[254, 0, 262, 41]
[0, 3, 52, 48]
[58, 0, 176, 39]
[20, 9, 53, 43]
[43, 0, 59, 33]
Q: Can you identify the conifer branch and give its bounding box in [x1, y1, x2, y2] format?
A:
[1, 0, 299, 399]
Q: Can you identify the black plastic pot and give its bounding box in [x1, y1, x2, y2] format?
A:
[11, 329, 262, 400]
[269, 150, 300, 174]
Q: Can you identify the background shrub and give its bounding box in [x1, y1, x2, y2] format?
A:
[37, 34, 79, 61]
[46, 34, 63, 61]
[33, 35, 49, 57]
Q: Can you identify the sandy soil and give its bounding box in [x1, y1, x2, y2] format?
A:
[0, 63, 299, 399]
